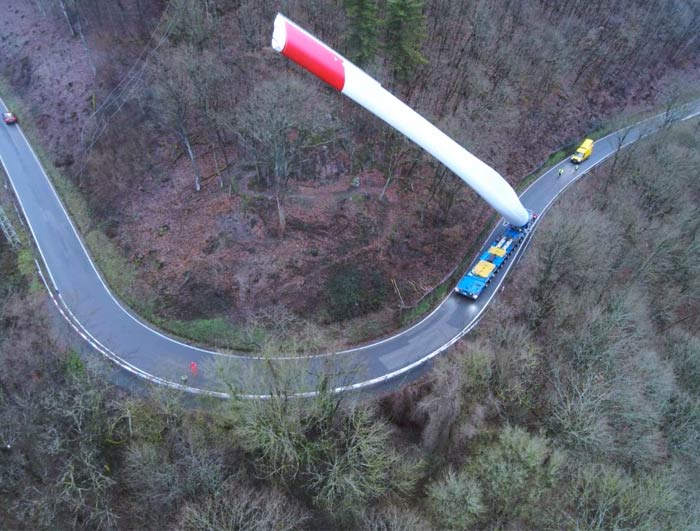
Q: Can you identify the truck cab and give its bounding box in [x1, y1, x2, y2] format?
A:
[571, 138, 594, 164]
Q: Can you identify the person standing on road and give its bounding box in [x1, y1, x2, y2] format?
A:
[558, 168, 564, 177]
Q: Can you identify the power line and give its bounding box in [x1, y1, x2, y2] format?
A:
[76, 2, 178, 178]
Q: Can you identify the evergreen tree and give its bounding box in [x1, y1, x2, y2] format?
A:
[343, 0, 381, 66]
[385, 0, 427, 80]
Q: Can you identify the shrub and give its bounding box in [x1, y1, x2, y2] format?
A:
[324, 263, 387, 322]
[417, 341, 494, 453]
[417, 356, 465, 453]
[549, 349, 673, 470]
[559, 301, 642, 374]
[562, 464, 683, 530]
[488, 317, 542, 420]
[361, 505, 432, 531]
[231, 378, 404, 523]
[119, 391, 227, 526]
[38, 372, 120, 529]
[664, 390, 700, 465]
[178, 478, 309, 531]
[548, 372, 616, 462]
[426, 468, 485, 529]
[666, 330, 700, 396]
[123, 442, 184, 509]
[466, 426, 562, 525]
[308, 405, 401, 517]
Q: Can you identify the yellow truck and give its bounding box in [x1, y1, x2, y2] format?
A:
[571, 138, 594, 164]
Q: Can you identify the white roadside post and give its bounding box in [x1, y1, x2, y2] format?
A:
[271, 13, 529, 227]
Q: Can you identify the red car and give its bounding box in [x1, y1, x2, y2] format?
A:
[3, 112, 18, 124]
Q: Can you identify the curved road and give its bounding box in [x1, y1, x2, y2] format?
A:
[1, 97, 699, 397]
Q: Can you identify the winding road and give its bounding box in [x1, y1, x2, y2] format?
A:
[1, 95, 699, 397]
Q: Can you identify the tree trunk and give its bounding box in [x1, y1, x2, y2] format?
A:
[58, 0, 76, 37]
[215, 129, 230, 181]
[180, 126, 202, 192]
[33, 0, 46, 16]
[380, 173, 393, 202]
[276, 193, 286, 238]
[211, 141, 223, 188]
[75, 16, 97, 78]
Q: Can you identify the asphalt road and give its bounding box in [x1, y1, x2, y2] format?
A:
[2, 98, 699, 397]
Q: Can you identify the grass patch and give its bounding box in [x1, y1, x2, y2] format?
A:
[400, 282, 450, 326]
[15, 247, 42, 292]
[164, 317, 260, 351]
[589, 93, 700, 141]
[516, 141, 578, 192]
[16, 247, 35, 277]
[51, 173, 92, 233]
[543, 148, 571, 167]
[518, 93, 700, 192]
[84, 229, 156, 317]
[344, 311, 395, 344]
[63, 349, 86, 379]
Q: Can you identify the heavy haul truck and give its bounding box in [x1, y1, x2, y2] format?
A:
[455, 213, 537, 300]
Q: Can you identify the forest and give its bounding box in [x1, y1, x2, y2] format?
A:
[1, 0, 700, 529]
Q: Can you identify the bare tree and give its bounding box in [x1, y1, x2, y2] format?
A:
[236, 77, 338, 237]
[148, 47, 203, 191]
[188, 48, 236, 187]
[374, 129, 421, 201]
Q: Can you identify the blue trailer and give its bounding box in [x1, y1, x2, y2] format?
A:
[455, 214, 536, 300]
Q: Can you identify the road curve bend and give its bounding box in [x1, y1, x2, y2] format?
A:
[1, 95, 699, 397]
